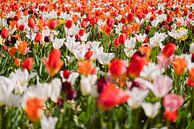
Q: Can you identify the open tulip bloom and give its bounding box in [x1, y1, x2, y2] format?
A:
[0, 0, 193, 129]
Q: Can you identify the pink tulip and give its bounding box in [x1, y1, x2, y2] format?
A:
[152, 75, 173, 97]
[163, 94, 184, 112]
[157, 54, 172, 69]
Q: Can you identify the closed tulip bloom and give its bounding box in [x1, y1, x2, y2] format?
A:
[187, 67, 194, 87]
[109, 59, 126, 78]
[164, 111, 178, 122]
[18, 41, 28, 55]
[77, 60, 96, 75]
[44, 49, 63, 76]
[48, 20, 58, 30]
[1, 28, 9, 39]
[162, 43, 176, 58]
[28, 18, 35, 28]
[65, 20, 73, 29]
[34, 32, 43, 43]
[23, 57, 34, 70]
[172, 57, 187, 75]
[163, 94, 183, 112]
[14, 58, 21, 67]
[25, 97, 44, 122]
[106, 18, 115, 27]
[127, 52, 147, 78]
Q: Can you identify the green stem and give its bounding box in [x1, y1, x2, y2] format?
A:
[0, 108, 2, 129]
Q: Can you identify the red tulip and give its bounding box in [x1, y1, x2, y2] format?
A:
[162, 43, 176, 58]
[78, 29, 85, 37]
[121, 17, 127, 24]
[106, 18, 115, 28]
[48, 20, 58, 30]
[105, 26, 112, 34]
[158, 10, 163, 15]
[65, 20, 73, 29]
[119, 33, 127, 44]
[89, 17, 97, 26]
[34, 32, 42, 43]
[84, 50, 93, 59]
[167, 15, 173, 23]
[127, 52, 147, 78]
[44, 49, 63, 76]
[127, 13, 134, 22]
[164, 111, 178, 122]
[188, 13, 193, 20]
[98, 83, 129, 110]
[63, 70, 71, 79]
[18, 24, 25, 31]
[183, 9, 188, 16]
[187, 68, 194, 87]
[81, 20, 87, 28]
[28, 18, 35, 28]
[109, 59, 126, 78]
[114, 38, 120, 46]
[1, 28, 9, 39]
[22, 57, 34, 70]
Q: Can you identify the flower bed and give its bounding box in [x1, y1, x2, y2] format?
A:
[0, 0, 193, 129]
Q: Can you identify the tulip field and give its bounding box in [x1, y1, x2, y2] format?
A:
[0, 0, 193, 129]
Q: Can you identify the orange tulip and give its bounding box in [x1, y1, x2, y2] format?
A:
[14, 58, 21, 67]
[187, 68, 194, 87]
[77, 60, 96, 76]
[8, 47, 17, 57]
[25, 97, 44, 122]
[172, 57, 187, 75]
[139, 45, 151, 59]
[18, 41, 28, 55]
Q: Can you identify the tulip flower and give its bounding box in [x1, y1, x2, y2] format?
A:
[172, 57, 187, 75]
[98, 83, 129, 110]
[162, 43, 176, 58]
[23, 57, 34, 70]
[1, 28, 9, 39]
[65, 20, 73, 29]
[77, 60, 96, 75]
[164, 111, 178, 122]
[34, 32, 43, 43]
[48, 20, 58, 30]
[187, 67, 194, 87]
[142, 102, 160, 118]
[24, 97, 44, 122]
[150, 75, 173, 97]
[127, 52, 147, 78]
[163, 94, 184, 112]
[109, 59, 126, 78]
[28, 18, 35, 28]
[127, 87, 148, 109]
[44, 49, 63, 77]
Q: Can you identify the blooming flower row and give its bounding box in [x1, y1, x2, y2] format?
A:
[0, 0, 193, 128]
